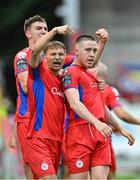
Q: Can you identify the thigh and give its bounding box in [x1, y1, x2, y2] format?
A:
[66, 125, 92, 174]
[67, 144, 91, 174]
[109, 142, 116, 173]
[26, 138, 61, 179]
[91, 130, 111, 167]
[69, 171, 89, 180]
[17, 122, 28, 162]
[108, 142, 116, 179]
[49, 139, 62, 172]
[91, 165, 110, 179]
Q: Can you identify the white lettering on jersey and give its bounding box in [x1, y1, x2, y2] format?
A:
[51, 87, 64, 97]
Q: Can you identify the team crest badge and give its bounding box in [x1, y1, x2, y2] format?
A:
[62, 75, 72, 86]
[17, 52, 27, 59]
[41, 162, 48, 171]
[76, 160, 84, 168]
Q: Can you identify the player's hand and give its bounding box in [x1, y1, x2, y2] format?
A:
[94, 120, 113, 137]
[97, 80, 105, 91]
[58, 69, 64, 76]
[119, 128, 135, 146]
[57, 25, 75, 35]
[9, 135, 17, 148]
[95, 28, 109, 43]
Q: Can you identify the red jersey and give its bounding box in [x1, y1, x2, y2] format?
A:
[102, 85, 122, 110]
[62, 65, 106, 127]
[27, 60, 65, 142]
[13, 48, 31, 122]
[63, 54, 75, 68]
[13, 50, 74, 123]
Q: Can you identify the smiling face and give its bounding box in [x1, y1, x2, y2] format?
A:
[44, 41, 66, 74]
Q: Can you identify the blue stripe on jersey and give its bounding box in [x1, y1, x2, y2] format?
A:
[32, 67, 45, 131]
[18, 82, 27, 116]
[63, 61, 73, 69]
[64, 112, 69, 132]
[74, 84, 83, 120]
[63, 56, 75, 69]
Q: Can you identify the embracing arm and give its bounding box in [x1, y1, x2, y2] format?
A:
[9, 123, 17, 148]
[105, 106, 135, 145]
[113, 106, 140, 125]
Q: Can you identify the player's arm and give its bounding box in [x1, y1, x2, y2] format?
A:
[113, 107, 140, 125]
[93, 28, 109, 67]
[14, 52, 28, 94]
[64, 88, 112, 137]
[105, 106, 135, 146]
[9, 123, 17, 148]
[30, 25, 74, 68]
[17, 71, 28, 94]
[109, 87, 140, 125]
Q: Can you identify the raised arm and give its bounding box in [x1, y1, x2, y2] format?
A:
[30, 25, 74, 68]
[93, 28, 109, 67]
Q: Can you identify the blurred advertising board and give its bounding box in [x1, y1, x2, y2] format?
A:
[117, 63, 140, 102]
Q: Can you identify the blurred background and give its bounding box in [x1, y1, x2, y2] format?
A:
[0, 0, 140, 179]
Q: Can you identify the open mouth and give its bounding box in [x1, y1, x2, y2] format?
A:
[87, 60, 94, 65]
[53, 61, 62, 67]
[88, 59, 94, 62]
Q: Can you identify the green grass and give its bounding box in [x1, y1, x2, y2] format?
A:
[116, 174, 140, 180]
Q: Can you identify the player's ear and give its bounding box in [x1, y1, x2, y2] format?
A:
[74, 48, 78, 55]
[25, 30, 31, 39]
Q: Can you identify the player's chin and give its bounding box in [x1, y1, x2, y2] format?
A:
[53, 65, 63, 71]
[86, 63, 94, 69]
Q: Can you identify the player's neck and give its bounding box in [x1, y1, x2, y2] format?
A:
[72, 57, 82, 67]
[48, 68, 59, 76]
[28, 40, 35, 49]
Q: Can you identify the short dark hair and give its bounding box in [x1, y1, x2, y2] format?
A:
[44, 41, 66, 53]
[76, 35, 96, 44]
[24, 15, 46, 32]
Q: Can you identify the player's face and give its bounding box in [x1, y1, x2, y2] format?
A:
[45, 47, 65, 74]
[26, 21, 48, 44]
[75, 40, 98, 69]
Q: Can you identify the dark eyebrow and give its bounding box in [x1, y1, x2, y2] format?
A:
[36, 25, 48, 30]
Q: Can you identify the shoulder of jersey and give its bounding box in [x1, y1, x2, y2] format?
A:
[16, 47, 30, 59]
[111, 86, 120, 96]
